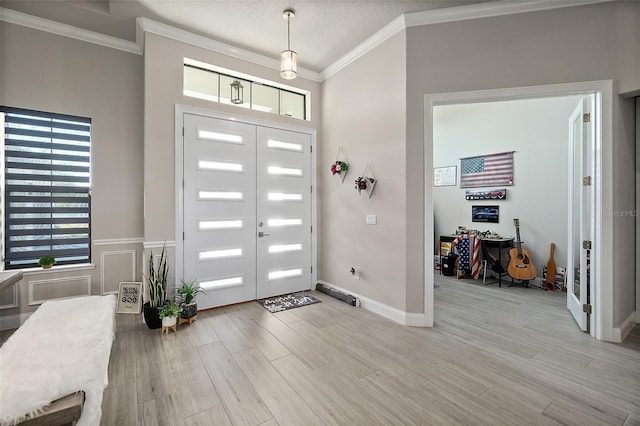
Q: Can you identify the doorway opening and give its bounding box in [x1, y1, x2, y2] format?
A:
[423, 81, 614, 341]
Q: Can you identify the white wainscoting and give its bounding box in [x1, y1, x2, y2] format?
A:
[100, 250, 137, 294]
[0, 285, 18, 310]
[28, 275, 92, 305]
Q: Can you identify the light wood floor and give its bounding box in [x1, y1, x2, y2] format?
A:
[99, 275, 640, 425]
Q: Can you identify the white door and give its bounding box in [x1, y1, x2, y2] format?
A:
[567, 96, 595, 332]
[182, 113, 312, 308]
[256, 126, 312, 299]
[183, 114, 257, 308]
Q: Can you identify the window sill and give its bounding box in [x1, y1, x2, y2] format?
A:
[19, 263, 96, 277]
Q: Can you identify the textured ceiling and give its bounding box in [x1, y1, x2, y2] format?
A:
[1, 0, 493, 72]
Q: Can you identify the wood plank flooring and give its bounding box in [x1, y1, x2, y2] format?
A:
[92, 275, 638, 425]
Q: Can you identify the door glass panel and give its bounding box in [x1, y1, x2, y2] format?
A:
[197, 129, 244, 144]
[268, 218, 302, 227]
[198, 190, 243, 200]
[267, 192, 303, 201]
[198, 160, 243, 172]
[572, 115, 582, 299]
[268, 268, 303, 281]
[200, 276, 244, 290]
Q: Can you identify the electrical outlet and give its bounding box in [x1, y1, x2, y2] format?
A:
[366, 214, 377, 225]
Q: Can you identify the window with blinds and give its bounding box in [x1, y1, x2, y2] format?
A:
[2, 107, 91, 269]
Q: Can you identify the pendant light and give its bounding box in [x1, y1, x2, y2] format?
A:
[280, 9, 297, 80]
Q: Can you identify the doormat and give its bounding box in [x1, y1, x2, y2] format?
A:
[257, 292, 321, 313]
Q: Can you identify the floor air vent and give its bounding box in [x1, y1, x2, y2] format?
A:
[315, 283, 359, 306]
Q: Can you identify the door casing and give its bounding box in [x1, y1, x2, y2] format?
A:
[424, 80, 614, 341]
[175, 105, 317, 304]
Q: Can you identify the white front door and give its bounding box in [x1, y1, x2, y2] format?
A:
[183, 114, 257, 308]
[567, 96, 595, 332]
[181, 113, 312, 308]
[256, 126, 312, 299]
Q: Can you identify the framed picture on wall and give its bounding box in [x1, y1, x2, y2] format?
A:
[472, 205, 499, 223]
[116, 282, 143, 314]
[433, 166, 457, 187]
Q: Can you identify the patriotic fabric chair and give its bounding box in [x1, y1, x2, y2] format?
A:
[451, 234, 481, 279]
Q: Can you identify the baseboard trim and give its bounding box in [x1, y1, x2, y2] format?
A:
[613, 310, 637, 343]
[0, 312, 32, 331]
[315, 280, 427, 327]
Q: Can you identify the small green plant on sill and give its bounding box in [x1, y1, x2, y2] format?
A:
[159, 302, 182, 319]
[38, 256, 56, 268]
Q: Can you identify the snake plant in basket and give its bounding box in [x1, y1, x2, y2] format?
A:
[143, 243, 169, 329]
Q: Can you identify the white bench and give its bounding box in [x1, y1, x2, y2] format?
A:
[0, 295, 115, 426]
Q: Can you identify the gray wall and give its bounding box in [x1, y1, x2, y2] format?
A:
[0, 22, 144, 321]
[320, 31, 407, 311]
[433, 96, 582, 282]
[406, 1, 640, 322]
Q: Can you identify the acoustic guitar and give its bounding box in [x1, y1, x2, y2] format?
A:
[507, 218, 537, 281]
[545, 243, 556, 291]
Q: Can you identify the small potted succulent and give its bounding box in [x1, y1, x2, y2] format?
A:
[38, 256, 56, 269]
[159, 302, 182, 328]
[176, 279, 206, 320]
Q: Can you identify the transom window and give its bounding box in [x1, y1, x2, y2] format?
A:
[183, 59, 309, 121]
[1, 107, 91, 269]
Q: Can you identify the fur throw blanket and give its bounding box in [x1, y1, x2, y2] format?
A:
[0, 295, 115, 426]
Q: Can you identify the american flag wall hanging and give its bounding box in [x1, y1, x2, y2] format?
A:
[460, 151, 514, 188]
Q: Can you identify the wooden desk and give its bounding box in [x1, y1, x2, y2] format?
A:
[480, 238, 513, 287]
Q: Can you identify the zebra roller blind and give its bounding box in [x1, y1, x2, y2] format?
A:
[2, 107, 91, 269]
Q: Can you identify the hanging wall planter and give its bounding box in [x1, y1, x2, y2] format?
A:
[355, 163, 376, 198]
[331, 147, 350, 183]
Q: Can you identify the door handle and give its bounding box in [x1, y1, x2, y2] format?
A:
[258, 231, 271, 237]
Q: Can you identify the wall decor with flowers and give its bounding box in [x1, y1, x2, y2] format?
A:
[331, 147, 350, 183]
[355, 163, 376, 198]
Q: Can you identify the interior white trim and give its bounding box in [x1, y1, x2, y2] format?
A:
[321, 15, 406, 80]
[0, 7, 140, 54]
[28, 275, 92, 305]
[316, 280, 426, 326]
[424, 80, 615, 341]
[93, 237, 144, 246]
[2, 1, 613, 83]
[175, 104, 318, 302]
[137, 18, 322, 83]
[100, 250, 137, 294]
[405, 0, 613, 27]
[0, 285, 18, 310]
[322, 0, 613, 80]
[613, 310, 637, 343]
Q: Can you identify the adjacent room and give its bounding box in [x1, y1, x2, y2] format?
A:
[1, 0, 639, 424]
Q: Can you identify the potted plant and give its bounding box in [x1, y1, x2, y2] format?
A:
[142, 243, 168, 329]
[159, 301, 182, 328]
[176, 279, 206, 321]
[38, 256, 56, 269]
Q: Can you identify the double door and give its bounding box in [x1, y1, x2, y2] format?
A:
[182, 113, 312, 309]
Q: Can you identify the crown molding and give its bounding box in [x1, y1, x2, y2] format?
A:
[321, 0, 615, 80]
[137, 17, 323, 83]
[321, 14, 407, 80]
[2, 0, 616, 82]
[0, 7, 140, 54]
[403, 0, 615, 27]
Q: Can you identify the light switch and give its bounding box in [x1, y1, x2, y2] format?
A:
[366, 214, 377, 225]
